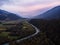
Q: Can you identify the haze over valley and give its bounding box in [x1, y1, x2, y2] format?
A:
[0, 0, 60, 45]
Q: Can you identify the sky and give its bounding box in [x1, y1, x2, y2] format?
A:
[0, 0, 60, 18]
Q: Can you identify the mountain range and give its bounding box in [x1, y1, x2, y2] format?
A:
[0, 6, 60, 21]
[30, 6, 60, 45]
[0, 9, 22, 21]
[33, 6, 60, 20]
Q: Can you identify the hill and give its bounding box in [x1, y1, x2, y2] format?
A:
[30, 6, 60, 45]
[34, 6, 60, 20]
[0, 9, 22, 21]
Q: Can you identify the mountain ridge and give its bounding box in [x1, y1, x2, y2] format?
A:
[33, 6, 60, 20]
[0, 9, 22, 21]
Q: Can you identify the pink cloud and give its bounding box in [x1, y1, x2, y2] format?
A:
[1, 1, 60, 12]
[0, 1, 60, 18]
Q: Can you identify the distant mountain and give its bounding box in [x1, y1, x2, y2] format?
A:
[0, 9, 22, 21]
[34, 6, 60, 20]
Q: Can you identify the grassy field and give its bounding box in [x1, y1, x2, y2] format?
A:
[0, 20, 35, 44]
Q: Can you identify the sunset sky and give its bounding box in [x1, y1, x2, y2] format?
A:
[0, 0, 60, 18]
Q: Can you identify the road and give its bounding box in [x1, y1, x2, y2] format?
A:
[3, 24, 40, 45]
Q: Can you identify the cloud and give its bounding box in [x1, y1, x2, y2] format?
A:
[0, 0, 10, 6]
[1, 1, 60, 12]
[0, 0, 60, 18]
[0, 0, 60, 6]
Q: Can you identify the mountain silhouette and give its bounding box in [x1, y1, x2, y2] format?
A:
[0, 9, 22, 21]
[34, 6, 60, 20]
